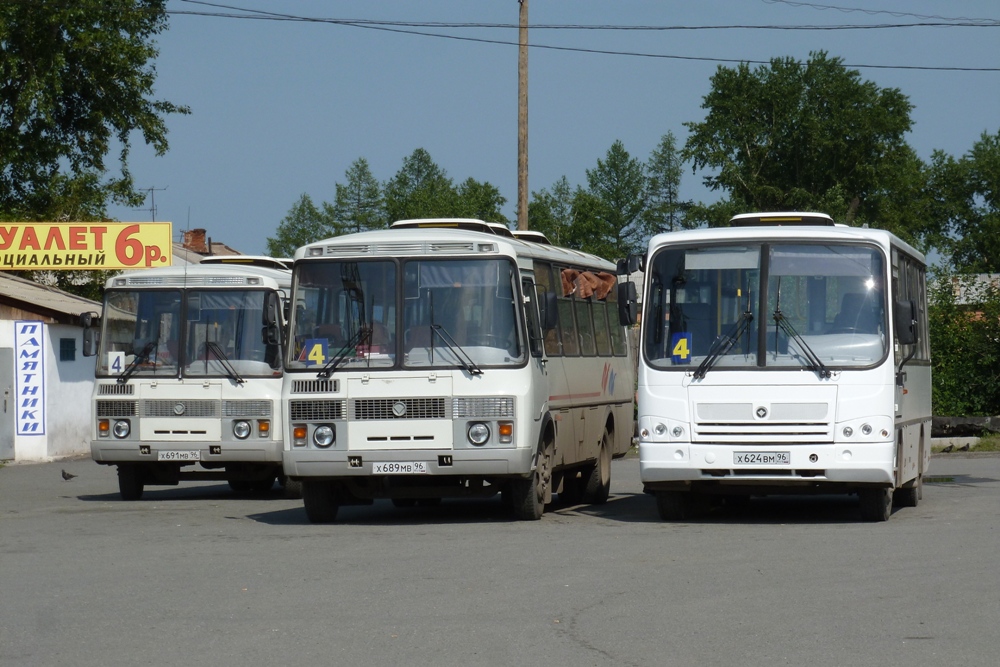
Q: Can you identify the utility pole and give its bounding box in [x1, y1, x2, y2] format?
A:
[517, 0, 528, 230]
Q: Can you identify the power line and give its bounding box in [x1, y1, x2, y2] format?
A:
[760, 0, 1000, 25]
[173, 1, 1000, 72]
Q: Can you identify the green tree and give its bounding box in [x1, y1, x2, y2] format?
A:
[577, 140, 649, 258]
[644, 131, 695, 233]
[929, 275, 1000, 416]
[927, 130, 1000, 272]
[682, 51, 921, 237]
[331, 158, 386, 234]
[0, 0, 189, 219]
[265, 194, 338, 257]
[455, 178, 508, 223]
[383, 149, 459, 222]
[528, 176, 573, 245]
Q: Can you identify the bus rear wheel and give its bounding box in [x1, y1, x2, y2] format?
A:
[859, 486, 893, 521]
[302, 481, 340, 523]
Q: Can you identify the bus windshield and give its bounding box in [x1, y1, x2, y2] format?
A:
[644, 242, 887, 371]
[97, 289, 280, 378]
[403, 258, 524, 368]
[286, 257, 525, 371]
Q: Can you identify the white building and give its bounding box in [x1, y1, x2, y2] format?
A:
[0, 273, 102, 462]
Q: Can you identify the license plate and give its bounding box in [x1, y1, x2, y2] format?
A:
[734, 451, 790, 465]
[373, 461, 428, 475]
[157, 450, 202, 462]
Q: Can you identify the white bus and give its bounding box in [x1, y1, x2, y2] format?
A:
[281, 219, 635, 522]
[82, 262, 292, 500]
[625, 212, 931, 521]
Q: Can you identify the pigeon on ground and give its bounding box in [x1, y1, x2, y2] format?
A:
[61, 469, 78, 481]
[958, 443, 971, 452]
[941, 444, 954, 453]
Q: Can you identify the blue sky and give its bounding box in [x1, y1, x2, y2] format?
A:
[107, 0, 1000, 255]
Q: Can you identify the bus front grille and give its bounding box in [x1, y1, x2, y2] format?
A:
[290, 399, 345, 421]
[352, 398, 447, 420]
[144, 399, 218, 418]
[97, 400, 137, 417]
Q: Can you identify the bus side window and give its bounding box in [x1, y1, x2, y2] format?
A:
[522, 279, 543, 357]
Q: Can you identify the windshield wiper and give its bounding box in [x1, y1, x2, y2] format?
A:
[204, 341, 245, 386]
[773, 309, 831, 378]
[317, 326, 371, 379]
[117, 342, 156, 384]
[693, 310, 754, 380]
[430, 324, 483, 376]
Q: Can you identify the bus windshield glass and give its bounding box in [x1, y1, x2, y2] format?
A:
[403, 258, 524, 368]
[287, 260, 398, 370]
[183, 290, 280, 377]
[644, 242, 887, 371]
[97, 289, 280, 378]
[98, 289, 182, 377]
[286, 257, 525, 371]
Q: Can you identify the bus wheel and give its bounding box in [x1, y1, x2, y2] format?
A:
[655, 491, 693, 521]
[859, 486, 893, 521]
[583, 428, 613, 505]
[893, 477, 921, 508]
[302, 481, 340, 523]
[117, 464, 144, 501]
[511, 439, 553, 520]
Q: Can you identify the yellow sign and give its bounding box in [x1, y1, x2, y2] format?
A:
[0, 222, 172, 270]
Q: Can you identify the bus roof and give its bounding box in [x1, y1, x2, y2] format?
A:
[296, 221, 617, 271]
[105, 263, 292, 290]
[199, 255, 293, 271]
[647, 219, 925, 265]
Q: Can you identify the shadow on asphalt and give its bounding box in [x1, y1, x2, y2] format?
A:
[244, 490, 887, 526]
[75, 482, 292, 503]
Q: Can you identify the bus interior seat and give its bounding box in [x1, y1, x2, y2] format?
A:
[832, 292, 879, 333]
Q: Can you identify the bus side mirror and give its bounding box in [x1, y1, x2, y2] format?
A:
[618, 282, 638, 326]
[262, 292, 282, 346]
[538, 291, 558, 332]
[616, 254, 644, 276]
[79, 311, 99, 357]
[894, 299, 918, 345]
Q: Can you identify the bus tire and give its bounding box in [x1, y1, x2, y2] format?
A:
[655, 491, 693, 521]
[859, 486, 893, 521]
[511, 438, 553, 520]
[583, 427, 613, 504]
[117, 464, 144, 501]
[302, 481, 340, 523]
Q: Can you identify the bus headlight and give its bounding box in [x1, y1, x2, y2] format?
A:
[843, 426, 854, 437]
[113, 420, 131, 439]
[468, 422, 490, 446]
[861, 423, 872, 436]
[313, 425, 335, 448]
[233, 420, 252, 439]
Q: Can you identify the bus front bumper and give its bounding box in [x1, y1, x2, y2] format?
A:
[91, 440, 284, 464]
[639, 441, 895, 488]
[283, 446, 535, 479]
